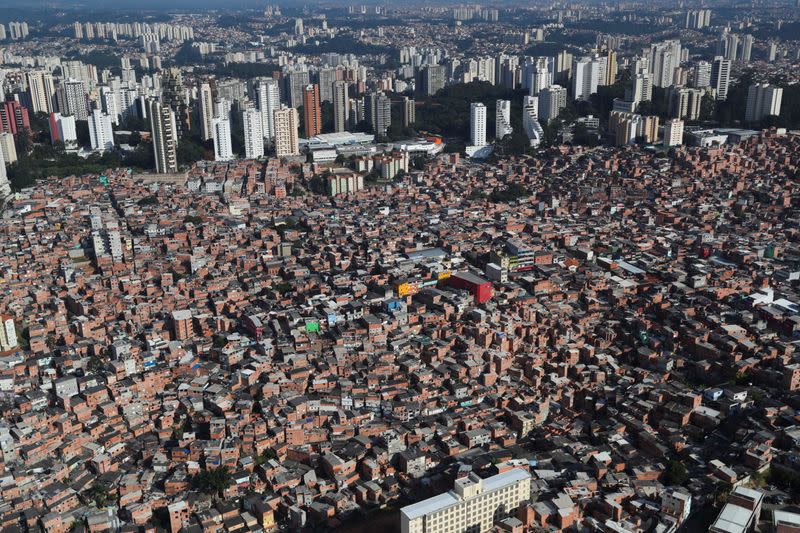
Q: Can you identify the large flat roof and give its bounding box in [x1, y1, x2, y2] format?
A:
[400, 468, 530, 520]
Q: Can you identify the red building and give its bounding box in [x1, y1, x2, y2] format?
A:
[449, 272, 493, 303]
[0, 100, 31, 135]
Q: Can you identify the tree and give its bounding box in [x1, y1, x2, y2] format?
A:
[192, 466, 232, 496]
[662, 460, 688, 486]
[177, 138, 206, 166]
[86, 482, 114, 507]
[699, 94, 716, 123]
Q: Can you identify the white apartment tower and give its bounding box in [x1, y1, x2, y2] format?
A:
[242, 108, 264, 159]
[470, 102, 487, 147]
[745, 83, 783, 122]
[711, 56, 731, 100]
[523, 95, 544, 147]
[212, 117, 233, 161]
[255, 78, 280, 141]
[495, 99, 512, 139]
[88, 109, 114, 151]
[572, 56, 601, 100]
[664, 118, 684, 147]
[538, 85, 567, 122]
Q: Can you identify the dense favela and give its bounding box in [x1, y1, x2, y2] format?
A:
[1, 1, 800, 532]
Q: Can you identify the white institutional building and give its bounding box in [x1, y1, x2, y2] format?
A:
[400, 468, 531, 533]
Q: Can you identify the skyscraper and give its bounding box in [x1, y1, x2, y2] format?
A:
[538, 85, 567, 122]
[402, 96, 415, 128]
[332, 80, 349, 133]
[495, 100, 512, 139]
[572, 56, 601, 100]
[88, 109, 114, 151]
[668, 87, 703, 121]
[555, 50, 573, 83]
[522, 95, 544, 148]
[48, 113, 78, 151]
[317, 68, 338, 103]
[664, 118, 684, 147]
[0, 101, 30, 135]
[649, 40, 681, 88]
[416, 65, 446, 96]
[366, 91, 391, 136]
[198, 82, 214, 141]
[25, 71, 56, 114]
[56, 80, 89, 120]
[693, 61, 712, 88]
[741, 35, 754, 63]
[273, 106, 299, 158]
[284, 70, 310, 109]
[242, 108, 264, 159]
[149, 99, 178, 174]
[745, 83, 783, 122]
[470, 102, 486, 147]
[302, 84, 322, 137]
[711, 56, 731, 100]
[255, 78, 280, 141]
[212, 117, 233, 161]
[602, 48, 618, 86]
[0, 133, 17, 165]
[0, 147, 9, 200]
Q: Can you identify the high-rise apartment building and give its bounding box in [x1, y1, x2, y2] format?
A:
[495, 99, 512, 139]
[685, 9, 711, 29]
[649, 40, 681, 88]
[88, 109, 114, 151]
[664, 118, 684, 147]
[711, 56, 731, 100]
[470, 102, 486, 147]
[693, 61, 712, 88]
[402, 96, 415, 128]
[602, 48, 618, 86]
[48, 113, 78, 151]
[302, 84, 322, 137]
[242, 108, 264, 159]
[0, 149, 9, 201]
[668, 87, 703, 121]
[416, 65, 446, 96]
[745, 83, 783, 122]
[149, 99, 179, 174]
[555, 50, 573, 83]
[538, 85, 567, 122]
[284, 70, 310, 109]
[741, 34, 754, 63]
[255, 78, 280, 141]
[0, 101, 30, 135]
[522, 95, 544, 147]
[366, 91, 391, 137]
[25, 71, 56, 114]
[572, 56, 601, 100]
[212, 117, 233, 161]
[0, 133, 17, 165]
[333, 81, 349, 133]
[57, 79, 89, 120]
[400, 469, 531, 533]
[198, 82, 214, 141]
[317, 68, 338, 103]
[273, 106, 299, 158]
